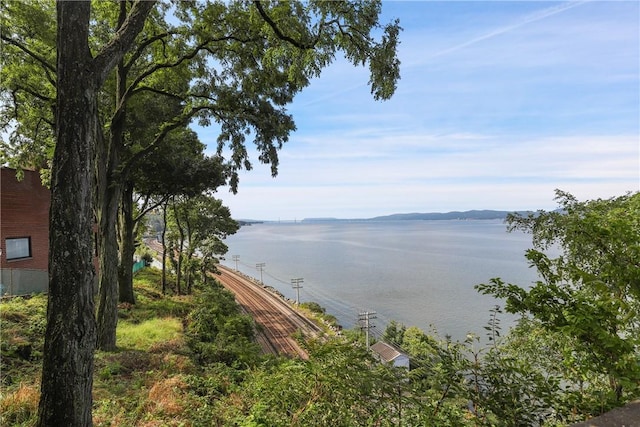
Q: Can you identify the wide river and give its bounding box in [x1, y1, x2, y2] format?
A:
[220, 220, 541, 342]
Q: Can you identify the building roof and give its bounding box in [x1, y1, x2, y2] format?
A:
[370, 341, 407, 363]
[570, 400, 640, 427]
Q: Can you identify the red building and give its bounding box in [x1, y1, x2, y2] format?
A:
[1, 168, 50, 295]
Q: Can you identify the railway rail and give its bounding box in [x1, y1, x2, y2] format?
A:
[214, 265, 323, 359]
[144, 238, 322, 358]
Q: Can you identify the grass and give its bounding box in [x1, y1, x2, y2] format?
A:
[0, 294, 48, 427]
[0, 267, 220, 426]
[116, 317, 182, 351]
[0, 293, 47, 401]
[0, 267, 326, 426]
[298, 301, 341, 331]
[0, 383, 40, 427]
[119, 269, 194, 323]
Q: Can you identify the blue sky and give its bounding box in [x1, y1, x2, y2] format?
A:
[199, 1, 639, 221]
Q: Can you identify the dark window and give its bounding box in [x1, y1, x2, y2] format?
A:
[6, 237, 32, 260]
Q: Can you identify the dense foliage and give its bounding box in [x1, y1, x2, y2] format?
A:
[186, 283, 261, 367]
[165, 194, 239, 294]
[477, 190, 640, 420]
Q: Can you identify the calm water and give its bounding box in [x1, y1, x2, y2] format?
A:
[220, 220, 541, 342]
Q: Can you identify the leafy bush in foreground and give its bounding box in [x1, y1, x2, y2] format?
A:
[186, 282, 261, 367]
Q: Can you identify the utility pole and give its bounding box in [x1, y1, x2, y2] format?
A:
[232, 255, 239, 271]
[359, 311, 377, 349]
[291, 278, 303, 305]
[256, 262, 265, 284]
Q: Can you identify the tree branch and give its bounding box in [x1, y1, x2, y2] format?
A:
[92, 0, 157, 87]
[123, 39, 211, 102]
[123, 33, 257, 104]
[122, 105, 210, 178]
[253, 1, 316, 49]
[1, 34, 56, 74]
[124, 31, 177, 71]
[11, 85, 53, 103]
[130, 85, 186, 101]
[134, 194, 167, 222]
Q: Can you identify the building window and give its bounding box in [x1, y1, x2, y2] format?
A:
[6, 237, 32, 260]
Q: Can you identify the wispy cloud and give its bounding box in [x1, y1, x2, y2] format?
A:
[421, 1, 590, 64]
[203, 1, 639, 220]
[295, 1, 592, 107]
[221, 132, 638, 219]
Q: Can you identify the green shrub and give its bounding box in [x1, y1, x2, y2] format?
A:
[141, 252, 154, 266]
[300, 301, 325, 314]
[186, 286, 260, 366]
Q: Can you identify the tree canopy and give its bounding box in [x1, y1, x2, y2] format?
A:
[2, 0, 401, 186]
[478, 190, 640, 405]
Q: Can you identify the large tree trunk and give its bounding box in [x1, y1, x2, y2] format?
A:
[38, 1, 155, 424]
[95, 169, 121, 351]
[118, 180, 136, 304]
[37, 2, 96, 425]
[161, 200, 168, 294]
[96, 4, 128, 349]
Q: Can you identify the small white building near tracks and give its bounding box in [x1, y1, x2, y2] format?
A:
[370, 341, 410, 369]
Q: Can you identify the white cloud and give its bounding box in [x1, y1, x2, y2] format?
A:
[218, 133, 638, 220]
[220, 178, 636, 221]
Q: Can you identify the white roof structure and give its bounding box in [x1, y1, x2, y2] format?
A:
[370, 341, 410, 369]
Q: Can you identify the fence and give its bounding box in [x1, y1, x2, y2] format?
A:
[1, 261, 146, 297]
[132, 259, 146, 274]
[0, 268, 48, 296]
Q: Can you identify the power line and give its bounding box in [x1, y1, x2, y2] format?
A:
[224, 255, 387, 330]
[358, 311, 377, 349]
[303, 287, 360, 324]
[224, 252, 490, 377]
[255, 262, 265, 284]
[291, 278, 303, 305]
[263, 270, 292, 286]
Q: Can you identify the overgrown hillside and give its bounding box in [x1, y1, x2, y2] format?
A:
[2, 242, 639, 426]
[0, 268, 257, 426]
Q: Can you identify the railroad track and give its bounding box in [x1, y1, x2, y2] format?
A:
[143, 239, 321, 358]
[215, 265, 323, 359]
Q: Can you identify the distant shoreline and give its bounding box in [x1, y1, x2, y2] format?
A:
[236, 209, 532, 224]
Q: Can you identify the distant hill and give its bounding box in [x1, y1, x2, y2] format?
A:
[299, 210, 532, 223]
[370, 210, 530, 221]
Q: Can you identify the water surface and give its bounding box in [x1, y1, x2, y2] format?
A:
[221, 220, 540, 341]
